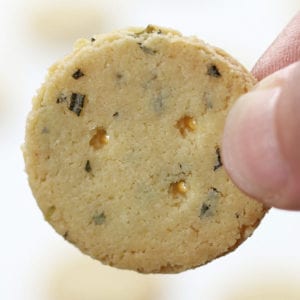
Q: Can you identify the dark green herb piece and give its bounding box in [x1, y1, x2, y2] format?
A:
[200, 203, 211, 216]
[210, 187, 221, 194]
[137, 42, 157, 55]
[93, 212, 106, 225]
[85, 160, 92, 172]
[72, 69, 84, 79]
[56, 93, 67, 104]
[45, 205, 56, 221]
[207, 64, 221, 77]
[203, 92, 213, 110]
[116, 73, 123, 80]
[41, 127, 49, 134]
[150, 74, 158, 81]
[199, 187, 221, 218]
[69, 93, 85, 116]
[113, 112, 119, 117]
[63, 231, 69, 239]
[213, 147, 222, 171]
[91, 37, 96, 42]
[153, 94, 163, 112]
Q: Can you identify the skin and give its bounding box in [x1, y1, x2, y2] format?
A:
[222, 12, 300, 210]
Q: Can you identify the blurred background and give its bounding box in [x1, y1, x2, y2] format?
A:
[0, 0, 299, 299]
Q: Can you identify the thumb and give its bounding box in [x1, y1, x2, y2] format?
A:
[222, 61, 300, 210]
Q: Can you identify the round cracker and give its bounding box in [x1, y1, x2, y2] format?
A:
[24, 25, 266, 273]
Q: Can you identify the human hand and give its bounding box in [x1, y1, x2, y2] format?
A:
[222, 12, 300, 210]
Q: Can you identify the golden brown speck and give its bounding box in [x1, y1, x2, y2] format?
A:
[176, 116, 196, 136]
[89, 128, 110, 149]
[170, 180, 188, 196]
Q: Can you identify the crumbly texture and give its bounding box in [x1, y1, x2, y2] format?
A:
[24, 25, 267, 273]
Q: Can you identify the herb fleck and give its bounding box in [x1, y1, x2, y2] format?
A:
[145, 24, 162, 34]
[199, 187, 221, 218]
[72, 69, 84, 79]
[56, 93, 67, 104]
[138, 42, 157, 55]
[200, 203, 211, 216]
[113, 112, 119, 117]
[213, 147, 223, 171]
[85, 160, 92, 172]
[41, 127, 49, 134]
[203, 92, 213, 110]
[91, 37, 96, 42]
[45, 205, 56, 221]
[69, 93, 85, 116]
[210, 187, 221, 195]
[116, 74, 123, 80]
[153, 94, 164, 112]
[135, 25, 162, 36]
[207, 64, 221, 78]
[63, 231, 69, 239]
[93, 212, 106, 225]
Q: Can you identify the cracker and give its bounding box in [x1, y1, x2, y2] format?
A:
[24, 25, 266, 273]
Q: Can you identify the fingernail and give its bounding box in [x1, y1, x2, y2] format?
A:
[222, 63, 300, 207]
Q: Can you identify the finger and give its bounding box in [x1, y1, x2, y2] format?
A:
[222, 61, 300, 210]
[252, 11, 300, 80]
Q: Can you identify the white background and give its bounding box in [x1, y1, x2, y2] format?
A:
[0, 1, 299, 299]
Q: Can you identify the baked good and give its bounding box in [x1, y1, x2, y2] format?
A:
[23, 25, 267, 273]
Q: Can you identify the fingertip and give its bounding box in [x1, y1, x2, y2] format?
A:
[222, 88, 289, 203]
[252, 11, 300, 80]
[223, 62, 300, 210]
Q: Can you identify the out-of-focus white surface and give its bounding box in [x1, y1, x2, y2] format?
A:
[36, 250, 160, 300]
[0, 0, 299, 299]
